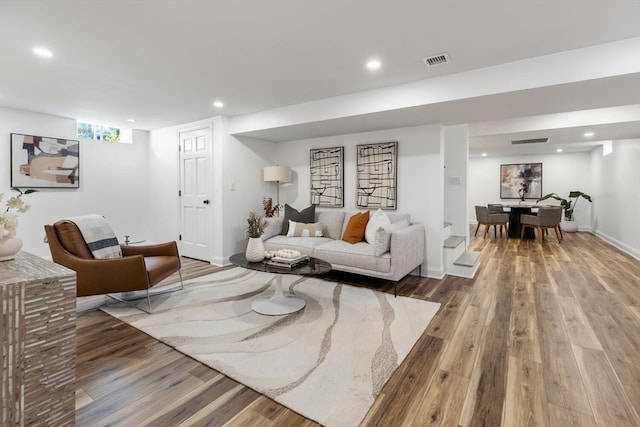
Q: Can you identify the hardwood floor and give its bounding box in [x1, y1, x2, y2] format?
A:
[75, 233, 640, 426]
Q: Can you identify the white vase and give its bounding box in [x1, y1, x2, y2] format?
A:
[245, 237, 265, 262]
[0, 233, 23, 261]
[561, 220, 578, 232]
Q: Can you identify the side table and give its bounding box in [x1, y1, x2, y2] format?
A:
[0, 251, 77, 426]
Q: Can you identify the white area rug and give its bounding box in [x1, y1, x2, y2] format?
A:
[101, 268, 440, 427]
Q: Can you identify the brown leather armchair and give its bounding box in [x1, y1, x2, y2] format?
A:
[44, 220, 183, 312]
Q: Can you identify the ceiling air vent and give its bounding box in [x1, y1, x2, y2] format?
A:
[422, 52, 451, 67]
[511, 137, 550, 145]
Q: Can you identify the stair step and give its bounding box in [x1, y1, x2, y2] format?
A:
[453, 250, 481, 267]
[443, 221, 453, 228]
[444, 236, 466, 248]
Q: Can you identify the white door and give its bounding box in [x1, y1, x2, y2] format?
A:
[179, 128, 211, 261]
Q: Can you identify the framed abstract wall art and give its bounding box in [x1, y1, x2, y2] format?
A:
[310, 146, 344, 207]
[10, 133, 80, 188]
[500, 163, 542, 199]
[356, 141, 397, 209]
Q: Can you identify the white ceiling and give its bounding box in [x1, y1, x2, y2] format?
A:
[1, 0, 639, 155]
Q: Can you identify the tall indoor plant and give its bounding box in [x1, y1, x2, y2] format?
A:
[537, 191, 592, 231]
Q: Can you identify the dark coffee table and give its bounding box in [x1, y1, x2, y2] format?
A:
[229, 253, 331, 315]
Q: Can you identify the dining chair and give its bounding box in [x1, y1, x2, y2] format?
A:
[520, 206, 563, 243]
[474, 205, 509, 239]
[487, 204, 505, 214]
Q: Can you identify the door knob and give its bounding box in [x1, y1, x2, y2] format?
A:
[203, 200, 210, 204]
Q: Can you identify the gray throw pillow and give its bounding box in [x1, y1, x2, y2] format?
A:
[282, 204, 316, 235]
[318, 211, 346, 240]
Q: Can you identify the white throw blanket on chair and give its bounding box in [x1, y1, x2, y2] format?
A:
[66, 214, 122, 259]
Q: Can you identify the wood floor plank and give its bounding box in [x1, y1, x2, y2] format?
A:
[502, 356, 550, 427]
[438, 304, 487, 378]
[359, 334, 444, 426]
[76, 355, 205, 426]
[533, 281, 592, 416]
[227, 396, 318, 427]
[583, 312, 640, 409]
[459, 283, 511, 427]
[557, 297, 603, 350]
[141, 376, 250, 427]
[572, 345, 640, 426]
[547, 402, 597, 427]
[176, 383, 246, 427]
[425, 289, 471, 339]
[509, 276, 543, 363]
[409, 369, 469, 426]
[180, 386, 262, 427]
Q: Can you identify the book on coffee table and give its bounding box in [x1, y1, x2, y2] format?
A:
[265, 255, 310, 269]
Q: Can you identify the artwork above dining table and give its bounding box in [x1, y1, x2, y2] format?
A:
[500, 163, 542, 199]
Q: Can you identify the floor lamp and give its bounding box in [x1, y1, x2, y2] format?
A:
[263, 166, 292, 214]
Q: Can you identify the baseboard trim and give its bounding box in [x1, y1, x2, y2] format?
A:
[426, 266, 445, 279]
[592, 230, 640, 260]
[211, 255, 227, 266]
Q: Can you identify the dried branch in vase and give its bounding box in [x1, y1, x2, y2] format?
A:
[263, 197, 280, 217]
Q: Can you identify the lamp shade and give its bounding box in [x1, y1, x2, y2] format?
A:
[263, 166, 292, 183]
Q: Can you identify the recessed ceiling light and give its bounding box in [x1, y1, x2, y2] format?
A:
[366, 58, 381, 71]
[583, 131, 594, 137]
[556, 148, 563, 152]
[127, 118, 135, 123]
[33, 47, 53, 58]
[481, 153, 487, 157]
[213, 100, 224, 108]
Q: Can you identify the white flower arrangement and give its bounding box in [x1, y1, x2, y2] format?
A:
[0, 188, 36, 239]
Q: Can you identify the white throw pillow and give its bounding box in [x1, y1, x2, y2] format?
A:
[365, 209, 391, 244]
[286, 220, 324, 237]
[373, 218, 409, 256]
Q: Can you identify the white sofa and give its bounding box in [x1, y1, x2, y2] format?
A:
[261, 211, 425, 284]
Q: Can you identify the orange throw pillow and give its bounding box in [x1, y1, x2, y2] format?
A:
[342, 211, 370, 244]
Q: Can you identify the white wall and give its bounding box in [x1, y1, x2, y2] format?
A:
[469, 152, 594, 228]
[221, 131, 278, 258]
[444, 125, 469, 238]
[274, 124, 445, 278]
[590, 139, 640, 258]
[0, 107, 150, 259]
[147, 125, 179, 242]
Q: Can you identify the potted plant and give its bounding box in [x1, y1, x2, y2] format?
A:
[245, 211, 268, 262]
[537, 191, 592, 232]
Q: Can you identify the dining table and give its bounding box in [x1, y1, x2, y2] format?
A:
[504, 204, 538, 239]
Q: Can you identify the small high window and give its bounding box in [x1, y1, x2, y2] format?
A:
[77, 122, 131, 143]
